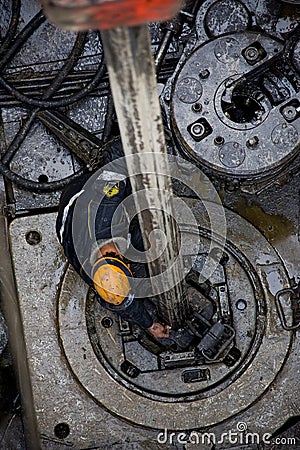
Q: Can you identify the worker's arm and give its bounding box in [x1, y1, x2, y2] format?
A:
[116, 297, 170, 338]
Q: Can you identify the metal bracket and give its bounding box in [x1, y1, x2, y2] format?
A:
[275, 285, 300, 331]
[37, 110, 103, 170]
[2, 204, 16, 219]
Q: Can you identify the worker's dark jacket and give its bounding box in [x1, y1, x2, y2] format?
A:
[56, 139, 153, 329]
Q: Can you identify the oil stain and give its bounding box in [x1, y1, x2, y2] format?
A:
[235, 197, 296, 244]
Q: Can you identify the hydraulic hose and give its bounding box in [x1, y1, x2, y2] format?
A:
[0, 8, 107, 191]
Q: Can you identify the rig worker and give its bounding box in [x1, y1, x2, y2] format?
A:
[56, 139, 170, 339]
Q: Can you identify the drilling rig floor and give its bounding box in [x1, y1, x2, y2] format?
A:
[0, 0, 299, 449]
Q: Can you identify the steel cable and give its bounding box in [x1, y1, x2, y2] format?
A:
[2, 32, 87, 165]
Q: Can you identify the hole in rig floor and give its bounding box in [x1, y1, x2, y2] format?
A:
[221, 94, 265, 124]
[84, 248, 263, 401]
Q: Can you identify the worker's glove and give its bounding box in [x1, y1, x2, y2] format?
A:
[148, 322, 171, 339]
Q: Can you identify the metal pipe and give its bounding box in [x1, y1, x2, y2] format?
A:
[101, 25, 188, 329]
[154, 30, 173, 72]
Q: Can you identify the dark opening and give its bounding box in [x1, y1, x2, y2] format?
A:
[54, 422, 70, 439]
[221, 94, 264, 124]
[38, 174, 49, 183]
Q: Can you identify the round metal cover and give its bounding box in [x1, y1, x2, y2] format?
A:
[219, 142, 246, 167]
[176, 77, 203, 104]
[214, 37, 240, 64]
[204, 0, 250, 38]
[170, 32, 300, 180]
[58, 206, 292, 430]
[271, 123, 298, 150]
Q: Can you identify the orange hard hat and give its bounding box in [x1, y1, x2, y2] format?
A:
[92, 256, 133, 305]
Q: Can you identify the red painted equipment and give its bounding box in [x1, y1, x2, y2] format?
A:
[39, 0, 182, 30]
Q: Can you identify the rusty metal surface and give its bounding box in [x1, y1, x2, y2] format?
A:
[56, 203, 292, 428]
[8, 213, 176, 450]
[6, 202, 298, 446]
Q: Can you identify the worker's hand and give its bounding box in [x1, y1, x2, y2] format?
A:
[148, 322, 171, 339]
